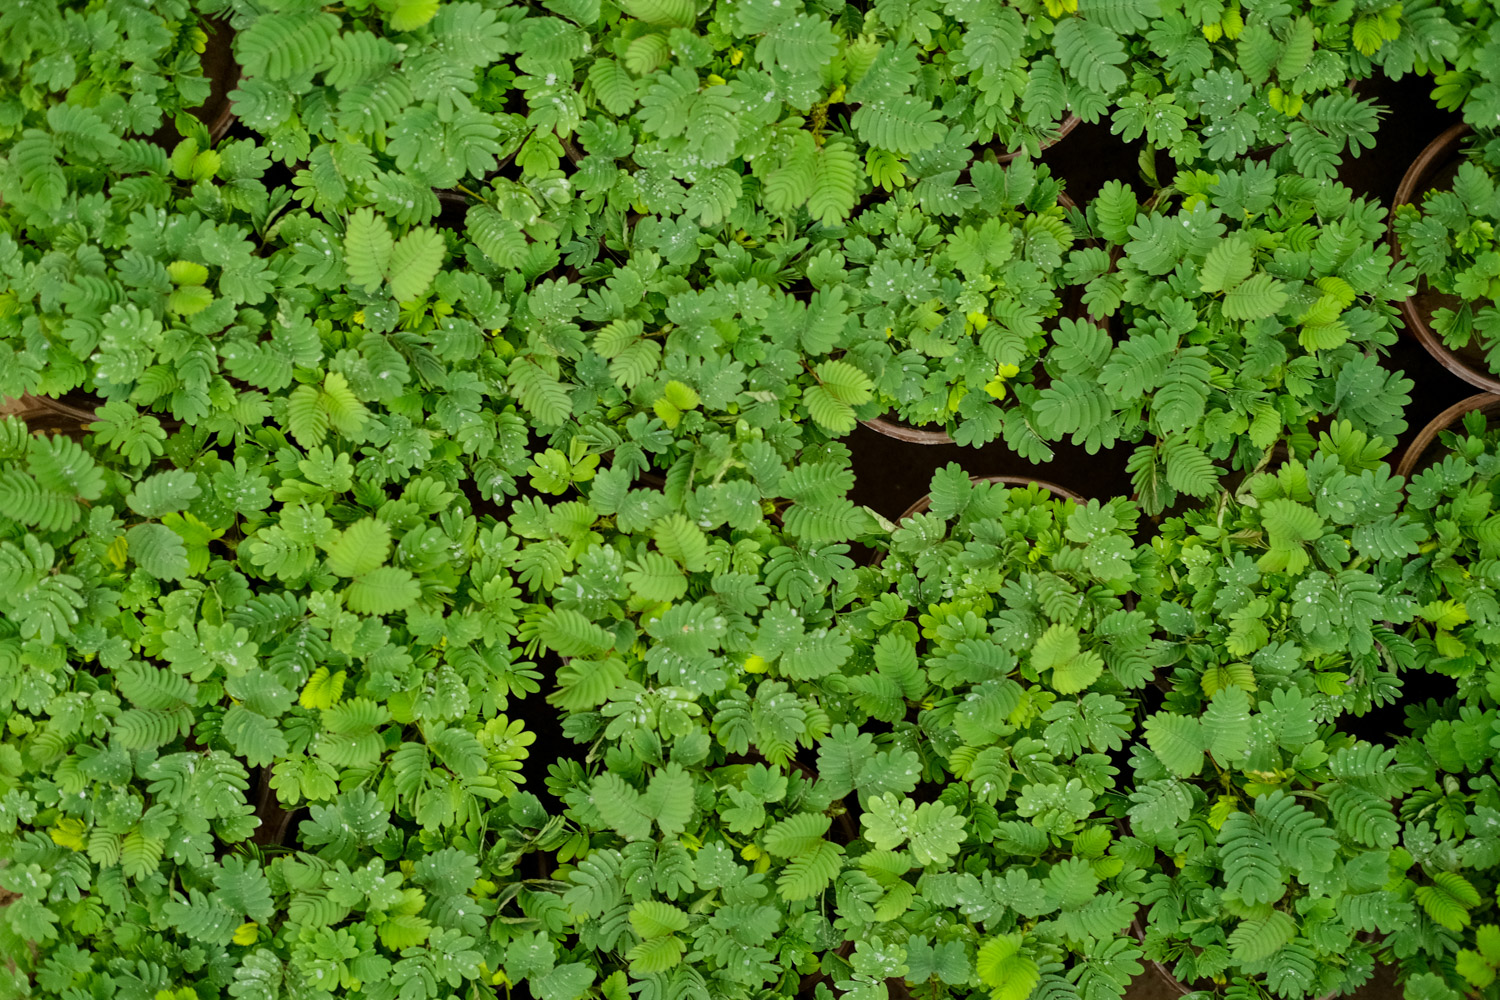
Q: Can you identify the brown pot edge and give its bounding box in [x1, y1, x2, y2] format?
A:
[897, 473, 1085, 521]
[202, 15, 241, 142]
[1395, 391, 1500, 480]
[995, 113, 1083, 164]
[1386, 122, 1500, 394]
[860, 417, 956, 446]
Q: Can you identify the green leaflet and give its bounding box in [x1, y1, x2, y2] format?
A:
[1, 0, 1493, 997]
[387, 227, 446, 302]
[345, 209, 443, 301]
[862, 794, 966, 866]
[1033, 624, 1104, 695]
[324, 518, 392, 577]
[344, 207, 394, 292]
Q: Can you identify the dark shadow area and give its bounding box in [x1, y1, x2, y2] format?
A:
[1350, 669, 1458, 749]
[512, 658, 573, 818]
[844, 423, 1136, 523]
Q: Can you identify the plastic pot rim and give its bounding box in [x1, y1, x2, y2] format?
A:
[1387, 122, 1500, 394]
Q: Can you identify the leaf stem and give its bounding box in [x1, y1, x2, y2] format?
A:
[455, 183, 492, 207]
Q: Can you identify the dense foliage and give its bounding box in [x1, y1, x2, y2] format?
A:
[4, 2, 1500, 1000]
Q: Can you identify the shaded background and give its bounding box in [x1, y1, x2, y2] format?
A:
[846, 73, 1473, 532]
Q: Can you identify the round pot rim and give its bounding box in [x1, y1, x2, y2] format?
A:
[860, 416, 956, 445]
[9, 391, 175, 436]
[201, 15, 240, 142]
[1391, 122, 1472, 224]
[994, 112, 1082, 164]
[896, 474, 1083, 521]
[1387, 122, 1500, 394]
[29, 392, 98, 425]
[1395, 391, 1500, 480]
[1128, 916, 1193, 997]
[0, 394, 99, 438]
[0, 396, 50, 420]
[146, 14, 238, 148]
